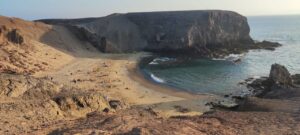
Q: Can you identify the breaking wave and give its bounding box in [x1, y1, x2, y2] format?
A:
[150, 73, 165, 83]
[149, 57, 176, 65]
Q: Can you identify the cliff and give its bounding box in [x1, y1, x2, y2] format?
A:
[39, 10, 280, 57]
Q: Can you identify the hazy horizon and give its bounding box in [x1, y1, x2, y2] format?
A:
[1, 0, 300, 20]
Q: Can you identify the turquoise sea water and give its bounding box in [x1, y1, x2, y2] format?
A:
[142, 15, 300, 95]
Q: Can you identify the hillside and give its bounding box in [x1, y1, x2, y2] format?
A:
[0, 16, 100, 74]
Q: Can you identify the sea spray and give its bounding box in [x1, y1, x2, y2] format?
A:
[212, 54, 245, 62]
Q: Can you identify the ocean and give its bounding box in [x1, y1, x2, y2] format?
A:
[142, 15, 300, 95]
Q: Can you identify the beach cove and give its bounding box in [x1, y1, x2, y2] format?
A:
[0, 12, 300, 134]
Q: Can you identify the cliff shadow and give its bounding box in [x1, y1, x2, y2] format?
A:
[39, 25, 102, 58]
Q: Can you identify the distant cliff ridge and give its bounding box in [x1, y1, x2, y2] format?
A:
[39, 10, 278, 56]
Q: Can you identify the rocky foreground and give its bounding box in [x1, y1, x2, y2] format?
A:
[0, 12, 299, 135]
[30, 64, 300, 135]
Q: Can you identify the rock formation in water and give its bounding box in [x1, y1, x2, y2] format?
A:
[269, 64, 293, 87]
[246, 64, 300, 98]
[39, 10, 280, 56]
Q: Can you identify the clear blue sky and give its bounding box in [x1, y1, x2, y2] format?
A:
[1, 0, 300, 20]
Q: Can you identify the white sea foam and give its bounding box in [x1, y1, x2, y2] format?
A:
[253, 76, 261, 79]
[212, 54, 245, 62]
[149, 61, 159, 65]
[212, 58, 226, 61]
[225, 54, 244, 62]
[150, 74, 165, 83]
[148, 57, 176, 65]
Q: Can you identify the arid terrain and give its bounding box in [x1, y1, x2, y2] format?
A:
[0, 15, 300, 135]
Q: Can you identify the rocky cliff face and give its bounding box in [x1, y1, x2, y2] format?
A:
[39, 10, 255, 55]
[125, 11, 253, 52]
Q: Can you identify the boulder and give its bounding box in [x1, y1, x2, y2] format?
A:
[123, 128, 151, 135]
[245, 64, 296, 98]
[269, 64, 292, 87]
[109, 100, 124, 110]
[6, 29, 24, 44]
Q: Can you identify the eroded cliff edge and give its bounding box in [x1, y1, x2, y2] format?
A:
[39, 10, 279, 57]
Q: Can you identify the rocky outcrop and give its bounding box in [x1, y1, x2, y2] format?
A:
[254, 41, 281, 51]
[0, 74, 61, 98]
[0, 26, 24, 45]
[269, 64, 293, 87]
[245, 64, 299, 98]
[39, 10, 268, 56]
[52, 93, 110, 113]
[6, 29, 24, 44]
[0, 73, 126, 116]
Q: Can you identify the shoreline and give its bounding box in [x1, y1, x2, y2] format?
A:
[125, 54, 300, 115]
[128, 57, 211, 100]
[123, 54, 231, 117]
[129, 55, 244, 98]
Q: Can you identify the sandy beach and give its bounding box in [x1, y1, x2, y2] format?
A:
[34, 51, 222, 118]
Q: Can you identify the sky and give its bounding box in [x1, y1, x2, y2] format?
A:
[1, 0, 300, 20]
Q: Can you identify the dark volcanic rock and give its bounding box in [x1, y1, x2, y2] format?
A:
[6, 29, 24, 44]
[39, 10, 255, 55]
[245, 64, 298, 98]
[109, 100, 124, 110]
[269, 64, 292, 87]
[253, 41, 281, 50]
[292, 74, 300, 85]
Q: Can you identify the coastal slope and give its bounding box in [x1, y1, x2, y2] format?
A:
[0, 12, 298, 135]
[0, 15, 101, 74]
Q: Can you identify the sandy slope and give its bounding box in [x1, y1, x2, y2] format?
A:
[0, 16, 74, 74]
